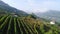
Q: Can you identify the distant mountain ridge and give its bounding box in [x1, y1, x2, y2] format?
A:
[0, 0, 28, 16]
[0, 0, 9, 6]
[35, 10, 60, 22]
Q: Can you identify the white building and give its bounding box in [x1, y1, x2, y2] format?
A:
[50, 21, 55, 24]
[50, 18, 55, 24]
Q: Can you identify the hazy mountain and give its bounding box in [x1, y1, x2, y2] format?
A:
[0, 0, 28, 16]
[35, 10, 60, 22]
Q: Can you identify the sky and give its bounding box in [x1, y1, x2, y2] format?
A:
[1, 0, 60, 13]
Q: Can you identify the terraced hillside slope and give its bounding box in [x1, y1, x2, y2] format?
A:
[0, 15, 60, 34]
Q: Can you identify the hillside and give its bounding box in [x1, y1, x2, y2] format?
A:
[0, 0, 28, 16]
[0, 0, 60, 34]
[0, 15, 60, 34]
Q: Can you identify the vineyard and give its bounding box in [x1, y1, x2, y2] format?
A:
[0, 15, 60, 34]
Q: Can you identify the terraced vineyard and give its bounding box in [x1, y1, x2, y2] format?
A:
[0, 15, 60, 34]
